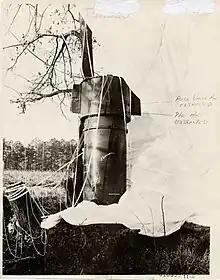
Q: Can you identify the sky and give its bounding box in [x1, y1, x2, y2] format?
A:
[1, 71, 80, 144]
[1, 94, 80, 145]
[1, 4, 82, 144]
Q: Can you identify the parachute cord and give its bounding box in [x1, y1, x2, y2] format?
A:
[119, 77, 127, 131]
[119, 77, 130, 189]
[73, 76, 106, 206]
[3, 217, 21, 259]
[28, 193, 42, 227]
[25, 194, 47, 256]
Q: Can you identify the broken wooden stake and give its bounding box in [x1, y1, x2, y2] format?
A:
[4, 182, 42, 234]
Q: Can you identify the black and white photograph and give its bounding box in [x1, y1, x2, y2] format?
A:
[1, 0, 220, 277]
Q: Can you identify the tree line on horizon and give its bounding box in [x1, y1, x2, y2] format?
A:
[3, 138, 77, 171]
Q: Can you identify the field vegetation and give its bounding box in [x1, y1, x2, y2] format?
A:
[3, 170, 210, 275]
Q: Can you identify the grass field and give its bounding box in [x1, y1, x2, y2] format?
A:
[3, 170, 210, 275]
[3, 170, 68, 213]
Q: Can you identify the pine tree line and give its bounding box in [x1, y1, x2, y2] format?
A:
[3, 138, 77, 171]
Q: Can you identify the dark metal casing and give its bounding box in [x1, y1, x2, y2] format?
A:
[71, 75, 141, 205]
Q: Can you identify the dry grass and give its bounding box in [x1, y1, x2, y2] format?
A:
[3, 170, 68, 214]
[4, 169, 64, 188]
[3, 170, 210, 275]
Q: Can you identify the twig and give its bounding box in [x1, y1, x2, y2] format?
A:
[3, 256, 37, 264]
[10, 88, 72, 103]
[3, 31, 81, 50]
[8, 4, 22, 31]
[161, 196, 166, 236]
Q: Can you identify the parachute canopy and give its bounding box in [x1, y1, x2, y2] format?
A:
[41, 2, 220, 236]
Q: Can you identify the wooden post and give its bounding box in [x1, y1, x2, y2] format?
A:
[65, 177, 83, 206]
[79, 14, 94, 78]
[3, 182, 46, 261]
[3, 195, 13, 226]
[4, 182, 42, 234]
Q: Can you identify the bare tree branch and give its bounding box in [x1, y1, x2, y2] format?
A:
[8, 4, 22, 31]
[3, 4, 96, 113]
[34, 4, 38, 34]
[10, 88, 73, 102]
[3, 30, 81, 50]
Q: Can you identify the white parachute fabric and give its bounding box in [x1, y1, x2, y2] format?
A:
[41, 115, 214, 237]
[41, 4, 220, 236]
